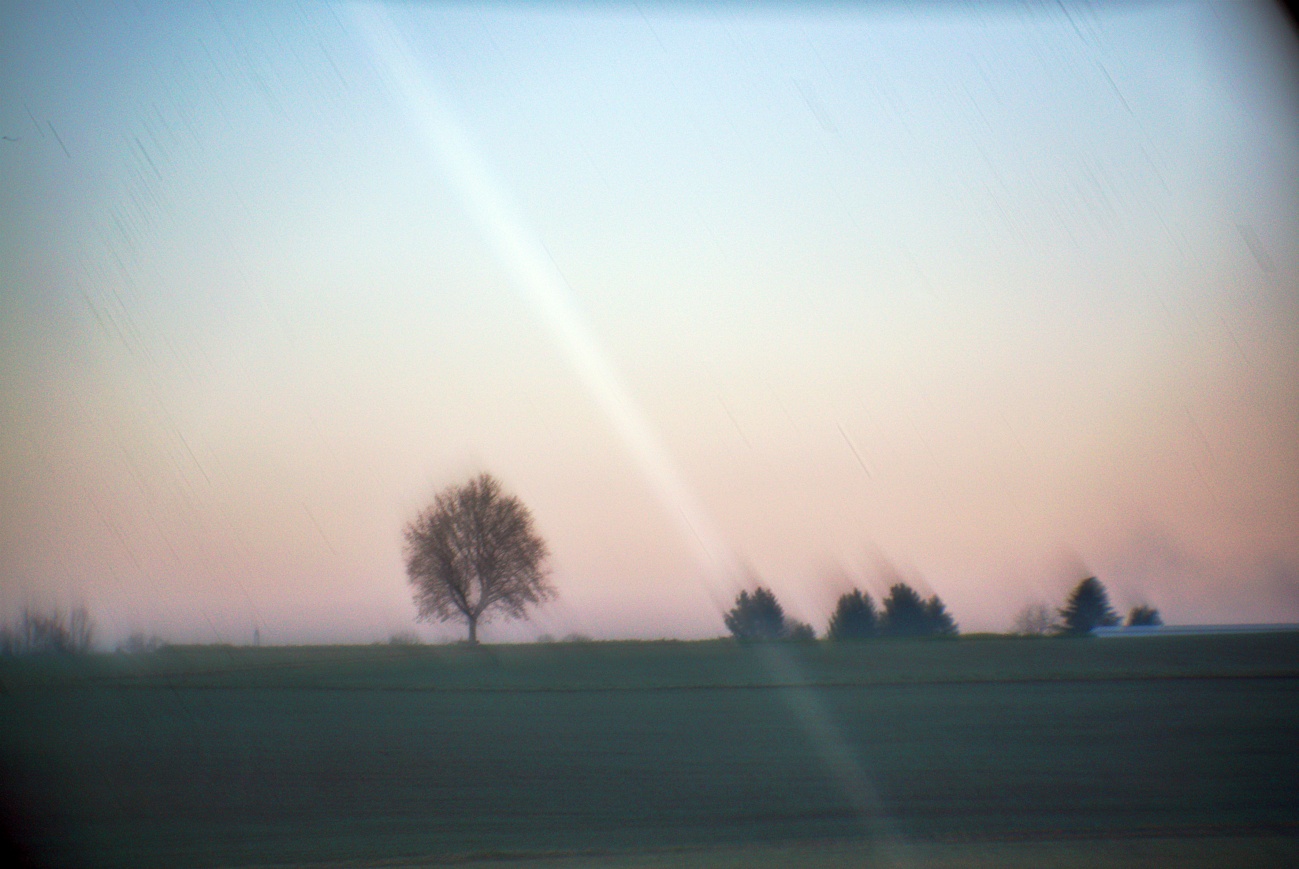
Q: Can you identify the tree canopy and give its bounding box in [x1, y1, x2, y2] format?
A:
[880, 583, 957, 638]
[403, 473, 553, 644]
[724, 587, 814, 641]
[1058, 577, 1120, 635]
[1126, 605, 1162, 627]
[723, 587, 785, 641]
[826, 589, 878, 641]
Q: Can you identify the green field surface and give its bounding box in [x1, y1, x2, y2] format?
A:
[3, 634, 1297, 868]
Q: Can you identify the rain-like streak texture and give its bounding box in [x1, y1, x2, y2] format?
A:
[2, 0, 1297, 643]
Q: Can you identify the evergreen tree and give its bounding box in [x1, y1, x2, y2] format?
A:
[880, 583, 929, 637]
[1058, 577, 1120, 635]
[827, 589, 878, 640]
[923, 595, 958, 636]
[724, 587, 787, 641]
[879, 583, 958, 638]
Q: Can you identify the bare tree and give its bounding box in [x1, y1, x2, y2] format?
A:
[1, 607, 94, 655]
[117, 632, 163, 654]
[68, 606, 93, 651]
[403, 473, 554, 644]
[1012, 602, 1056, 636]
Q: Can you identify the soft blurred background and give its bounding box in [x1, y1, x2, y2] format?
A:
[1, 1, 1296, 644]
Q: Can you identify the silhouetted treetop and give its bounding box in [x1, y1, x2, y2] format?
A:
[879, 583, 958, 638]
[1058, 577, 1120, 635]
[827, 589, 878, 641]
[922, 596, 958, 636]
[724, 587, 796, 642]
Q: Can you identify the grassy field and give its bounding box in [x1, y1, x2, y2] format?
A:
[2, 633, 1297, 868]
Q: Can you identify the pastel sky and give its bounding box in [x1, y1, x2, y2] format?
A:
[2, 2, 1296, 645]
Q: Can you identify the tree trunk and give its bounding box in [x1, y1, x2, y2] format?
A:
[466, 615, 478, 645]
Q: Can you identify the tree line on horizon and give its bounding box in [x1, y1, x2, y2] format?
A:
[722, 574, 1160, 643]
[399, 472, 1164, 645]
[0, 574, 1164, 653]
[724, 583, 958, 642]
[2, 474, 1165, 653]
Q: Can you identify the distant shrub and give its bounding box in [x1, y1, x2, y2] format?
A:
[1126, 605, 1162, 627]
[785, 620, 817, 642]
[827, 590, 878, 641]
[562, 633, 593, 644]
[388, 631, 422, 646]
[0, 607, 94, 655]
[117, 632, 164, 654]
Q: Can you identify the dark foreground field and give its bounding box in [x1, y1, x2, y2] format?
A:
[2, 633, 1297, 868]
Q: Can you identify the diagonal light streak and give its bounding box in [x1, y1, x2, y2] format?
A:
[350, 4, 740, 598]
[349, 7, 908, 861]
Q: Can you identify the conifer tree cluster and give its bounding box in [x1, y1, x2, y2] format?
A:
[725, 583, 958, 642]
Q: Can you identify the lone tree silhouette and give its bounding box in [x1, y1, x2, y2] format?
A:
[827, 589, 878, 641]
[1058, 577, 1120, 635]
[724, 587, 789, 641]
[403, 473, 553, 644]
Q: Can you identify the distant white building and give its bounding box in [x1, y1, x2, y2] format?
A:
[1092, 624, 1299, 637]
